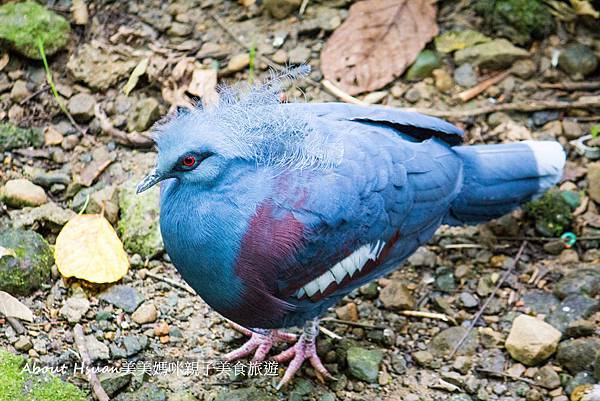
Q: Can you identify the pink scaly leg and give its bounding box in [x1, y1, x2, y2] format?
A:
[273, 319, 334, 390]
[224, 321, 297, 362]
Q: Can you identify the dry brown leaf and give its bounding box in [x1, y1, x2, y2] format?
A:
[0, 291, 34, 322]
[187, 68, 219, 107]
[55, 214, 129, 283]
[321, 0, 438, 95]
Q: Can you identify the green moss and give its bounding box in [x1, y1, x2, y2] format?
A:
[0, 1, 71, 59]
[524, 190, 573, 237]
[0, 349, 88, 401]
[0, 122, 43, 152]
[474, 0, 553, 45]
[0, 229, 53, 296]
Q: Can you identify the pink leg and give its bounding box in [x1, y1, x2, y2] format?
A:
[224, 321, 296, 362]
[272, 319, 334, 390]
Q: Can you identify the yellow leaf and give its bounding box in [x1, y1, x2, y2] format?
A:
[123, 58, 149, 96]
[55, 214, 129, 283]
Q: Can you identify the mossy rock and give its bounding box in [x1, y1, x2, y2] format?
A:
[0, 123, 43, 152]
[0, 229, 53, 296]
[473, 0, 553, 45]
[405, 50, 441, 81]
[0, 349, 88, 401]
[524, 190, 573, 237]
[0, 1, 70, 59]
[118, 181, 163, 259]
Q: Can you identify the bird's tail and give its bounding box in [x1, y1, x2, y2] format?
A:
[445, 140, 566, 225]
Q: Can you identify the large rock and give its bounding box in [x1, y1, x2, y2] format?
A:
[588, 162, 600, 204]
[0, 229, 53, 295]
[545, 294, 600, 333]
[553, 266, 600, 299]
[118, 181, 163, 258]
[1, 179, 47, 208]
[346, 346, 383, 383]
[68, 44, 137, 91]
[558, 43, 598, 80]
[0, 123, 43, 152]
[556, 337, 600, 374]
[505, 314, 561, 366]
[454, 39, 529, 69]
[99, 285, 144, 313]
[8, 202, 75, 230]
[0, 1, 70, 59]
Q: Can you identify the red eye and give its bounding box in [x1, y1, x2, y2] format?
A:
[182, 155, 196, 167]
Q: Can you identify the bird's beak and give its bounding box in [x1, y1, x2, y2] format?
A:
[136, 170, 162, 194]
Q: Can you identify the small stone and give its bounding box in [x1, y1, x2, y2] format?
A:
[226, 53, 250, 73]
[558, 43, 598, 80]
[435, 267, 456, 292]
[559, 249, 579, 265]
[346, 347, 383, 383]
[430, 326, 479, 357]
[85, 335, 110, 361]
[99, 372, 132, 398]
[405, 50, 441, 81]
[487, 112, 510, 127]
[511, 59, 537, 79]
[479, 327, 503, 348]
[535, 365, 561, 389]
[213, 387, 276, 401]
[167, 22, 192, 37]
[59, 290, 90, 323]
[449, 394, 472, 401]
[454, 39, 529, 69]
[546, 294, 600, 333]
[521, 290, 560, 315]
[404, 87, 421, 103]
[556, 337, 600, 374]
[505, 315, 561, 366]
[587, 162, 600, 204]
[408, 246, 437, 267]
[132, 303, 157, 325]
[544, 240, 566, 255]
[154, 321, 170, 337]
[379, 281, 415, 310]
[335, 303, 358, 321]
[454, 63, 478, 88]
[288, 46, 311, 65]
[432, 68, 453, 93]
[99, 285, 145, 313]
[561, 119, 583, 140]
[14, 336, 33, 352]
[43, 126, 64, 146]
[459, 292, 479, 308]
[412, 350, 433, 366]
[10, 80, 30, 103]
[61, 135, 79, 150]
[566, 373, 595, 396]
[555, 267, 600, 300]
[262, 0, 302, 19]
[122, 335, 147, 356]
[67, 93, 96, 123]
[271, 49, 288, 64]
[565, 320, 595, 338]
[1, 179, 48, 208]
[7, 201, 75, 230]
[127, 98, 160, 132]
[453, 356, 472, 374]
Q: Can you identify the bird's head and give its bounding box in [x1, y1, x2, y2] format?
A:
[136, 65, 341, 194]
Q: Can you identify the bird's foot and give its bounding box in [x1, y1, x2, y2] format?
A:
[224, 321, 296, 362]
[273, 319, 334, 390]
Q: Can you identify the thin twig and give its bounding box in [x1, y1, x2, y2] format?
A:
[144, 270, 196, 295]
[299, 0, 310, 15]
[475, 368, 536, 385]
[399, 310, 455, 324]
[319, 325, 342, 339]
[321, 79, 368, 105]
[455, 70, 510, 102]
[449, 241, 528, 358]
[321, 318, 387, 330]
[73, 324, 109, 401]
[19, 84, 49, 105]
[538, 81, 600, 91]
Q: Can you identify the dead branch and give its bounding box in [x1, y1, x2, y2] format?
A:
[454, 70, 510, 102]
[399, 310, 456, 324]
[73, 324, 109, 401]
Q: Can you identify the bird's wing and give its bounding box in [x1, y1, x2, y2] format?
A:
[262, 121, 463, 320]
[282, 102, 464, 145]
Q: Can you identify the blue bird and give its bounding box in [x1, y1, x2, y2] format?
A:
[136, 69, 565, 387]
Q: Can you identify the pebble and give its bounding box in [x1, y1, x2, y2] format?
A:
[556, 337, 600, 374]
[546, 294, 600, 333]
[459, 292, 479, 308]
[432, 68, 453, 93]
[412, 350, 433, 366]
[454, 39, 529, 69]
[67, 93, 96, 123]
[511, 59, 537, 79]
[346, 346, 383, 383]
[132, 303, 158, 325]
[558, 249, 579, 264]
[554, 267, 600, 299]
[288, 46, 311, 65]
[99, 372, 132, 398]
[10, 80, 30, 103]
[405, 50, 441, 81]
[561, 119, 583, 140]
[122, 335, 147, 356]
[379, 281, 415, 310]
[43, 126, 64, 146]
[535, 365, 561, 389]
[226, 53, 250, 73]
[408, 246, 437, 267]
[59, 291, 90, 323]
[99, 285, 145, 313]
[85, 335, 110, 361]
[1, 179, 48, 208]
[335, 302, 358, 321]
[404, 87, 422, 103]
[127, 98, 160, 132]
[167, 22, 192, 37]
[565, 319, 595, 338]
[61, 134, 79, 150]
[435, 266, 456, 292]
[262, 0, 301, 19]
[454, 63, 478, 87]
[558, 43, 598, 80]
[14, 336, 33, 352]
[505, 314, 561, 366]
[430, 326, 478, 357]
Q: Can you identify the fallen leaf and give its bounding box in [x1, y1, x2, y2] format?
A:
[0, 291, 34, 322]
[187, 68, 219, 107]
[570, 0, 599, 18]
[123, 58, 149, 96]
[55, 214, 130, 283]
[321, 0, 438, 95]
